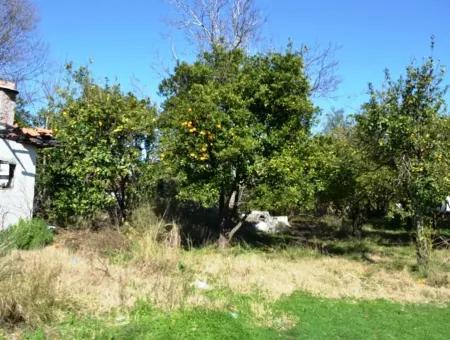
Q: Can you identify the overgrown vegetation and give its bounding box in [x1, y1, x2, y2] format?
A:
[29, 41, 449, 271]
[5, 41, 450, 340]
[0, 218, 53, 251]
[0, 258, 68, 329]
[0, 215, 448, 337]
[1, 0, 450, 337]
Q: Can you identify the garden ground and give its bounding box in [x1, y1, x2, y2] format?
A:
[1, 214, 449, 339]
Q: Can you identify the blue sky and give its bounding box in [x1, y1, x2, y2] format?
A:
[35, 0, 450, 127]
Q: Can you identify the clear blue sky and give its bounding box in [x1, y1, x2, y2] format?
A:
[35, 0, 450, 127]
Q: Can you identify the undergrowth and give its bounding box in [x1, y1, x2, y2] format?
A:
[1, 209, 449, 338]
[0, 218, 53, 251]
[0, 258, 72, 329]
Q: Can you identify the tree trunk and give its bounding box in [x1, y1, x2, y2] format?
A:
[116, 182, 127, 225]
[414, 214, 432, 272]
[217, 213, 248, 248]
[218, 186, 226, 227]
[217, 178, 242, 247]
[218, 183, 236, 233]
[352, 210, 364, 238]
[217, 185, 230, 246]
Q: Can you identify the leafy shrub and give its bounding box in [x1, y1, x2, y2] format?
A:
[0, 218, 53, 250]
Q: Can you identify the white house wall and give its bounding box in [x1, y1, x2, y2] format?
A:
[0, 138, 36, 229]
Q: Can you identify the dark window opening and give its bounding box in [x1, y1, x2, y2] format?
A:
[0, 161, 15, 189]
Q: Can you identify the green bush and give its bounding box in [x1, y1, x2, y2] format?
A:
[0, 218, 54, 250]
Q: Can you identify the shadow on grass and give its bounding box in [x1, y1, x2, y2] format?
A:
[155, 200, 221, 247]
[231, 216, 418, 260]
[155, 195, 449, 258]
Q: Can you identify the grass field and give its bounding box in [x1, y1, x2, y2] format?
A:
[25, 293, 450, 339]
[1, 214, 449, 339]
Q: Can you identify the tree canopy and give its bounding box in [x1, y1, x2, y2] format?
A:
[38, 66, 157, 224]
[356, 56, 450, 269]
[159, 46, 317, 236]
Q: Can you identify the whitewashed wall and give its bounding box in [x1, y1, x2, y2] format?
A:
[0, 138, 37, 229]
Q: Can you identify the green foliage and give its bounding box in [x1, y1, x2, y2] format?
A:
[356, 55, 450, 267]
[0, 218, 53, 250]
[159, 45, 317, 223]
[38, 65, 157, 223]
[27, 293, 450, 339]
[249, 135, 325, 214]
[357, 58, 450, 214]
[317, 120, 396, 232]
[159, 47, 259, 210]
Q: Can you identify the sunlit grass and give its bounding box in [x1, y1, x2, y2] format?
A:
[24, 293, 450, 340]
[1, 211, 449, 338]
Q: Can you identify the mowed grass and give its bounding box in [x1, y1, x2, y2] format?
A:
[26, 293, 450, 339]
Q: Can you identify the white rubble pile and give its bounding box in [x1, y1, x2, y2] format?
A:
[244, 210, 290, 233]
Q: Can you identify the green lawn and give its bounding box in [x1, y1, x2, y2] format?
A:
[26, 293, 450, 340]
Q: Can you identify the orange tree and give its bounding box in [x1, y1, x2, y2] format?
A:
[159, 46, 318, 239]
[356, 56, 450, 270]
[38, 65, 157, 224]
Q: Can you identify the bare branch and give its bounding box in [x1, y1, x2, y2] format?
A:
[300, 43, 341, 98]
[168, 0, 263, 51]
[167, 1, 339, 97]
[0, 0, 48, 84]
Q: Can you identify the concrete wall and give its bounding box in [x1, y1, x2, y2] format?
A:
[0, 138, 37, 229]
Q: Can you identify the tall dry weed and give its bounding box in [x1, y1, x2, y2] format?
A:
[0, 256, 72, 328]
[128, 205, 182, 272]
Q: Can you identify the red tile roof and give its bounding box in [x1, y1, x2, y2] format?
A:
[0, 124, 56, 148]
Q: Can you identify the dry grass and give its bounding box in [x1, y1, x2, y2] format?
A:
[184, 250, 450, 304]
[4, 244, 192, 316]
[59, 228, 130, 257]
[0, 256, 71, 328]
[1, 221, 450, 332]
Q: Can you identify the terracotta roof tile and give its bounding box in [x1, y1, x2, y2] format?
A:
[0, 124, 56, 148]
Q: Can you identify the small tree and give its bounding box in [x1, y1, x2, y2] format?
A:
[39, 65, 157, 224]
[357, 55, 450, 270]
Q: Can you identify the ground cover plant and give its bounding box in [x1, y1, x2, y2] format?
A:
[0, 212, 449, 338]
[23, 293, 450, 340]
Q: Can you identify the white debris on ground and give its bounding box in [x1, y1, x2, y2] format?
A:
[439, 196, 450, 213]
[244, 210, 290, 233]
[397, 196, 450, 213]
[229, 312, 239, 319]
[193, 279, 212, 290]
